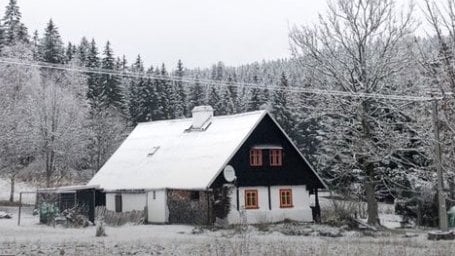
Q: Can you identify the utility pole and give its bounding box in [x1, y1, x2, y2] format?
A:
[432, 99, 448, 231]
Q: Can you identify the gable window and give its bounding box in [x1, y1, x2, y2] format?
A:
[115, 194, 122, 212]
[250, 149, 263, 166]
[280, 189, 293, 208]
[244, 190, 259, 209]
[270, 149, 282, 166]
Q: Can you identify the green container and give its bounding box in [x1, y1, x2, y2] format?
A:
[448, 207, 455, 228]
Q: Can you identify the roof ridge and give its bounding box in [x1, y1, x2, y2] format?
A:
[137, 110, 267, 126]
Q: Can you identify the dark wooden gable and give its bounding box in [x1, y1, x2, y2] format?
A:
[211, 113, 325, 190]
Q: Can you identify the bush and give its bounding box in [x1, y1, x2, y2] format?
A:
[321, 199, 358, 228]
[39, 202, 59, 225]
[395, 189, 438, 227]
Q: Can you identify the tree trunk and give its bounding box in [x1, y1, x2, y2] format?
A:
[361, 101, 380, 226]
[449, 176, 455, 206]
[9, 176, 15, 203]
[365, 177, 379, 225]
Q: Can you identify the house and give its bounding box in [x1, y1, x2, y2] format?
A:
[87, 106, 327, 225]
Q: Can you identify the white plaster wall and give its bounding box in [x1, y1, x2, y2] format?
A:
[106, 193, 116, 212]
[122, 193, 147, 211]
[105, 192, 146, 212]
[146, 189, 169, 223]
[226, 185, 312, 224]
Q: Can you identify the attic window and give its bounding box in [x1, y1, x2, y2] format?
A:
[270, 149, 282, 166]
[250, 149, 263, 166]
[147, 146, 160, 157]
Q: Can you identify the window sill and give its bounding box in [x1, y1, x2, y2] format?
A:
[244, 206, 259, 210]
[280, 205, 294, 208]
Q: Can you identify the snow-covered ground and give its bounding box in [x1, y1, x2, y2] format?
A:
[1, 206, 454, 256]
[0, 178, 36, 203]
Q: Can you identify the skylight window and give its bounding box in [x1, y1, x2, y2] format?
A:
[147, 146, 160, 157]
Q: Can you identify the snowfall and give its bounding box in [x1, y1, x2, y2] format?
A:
[1, 179, 454, 256]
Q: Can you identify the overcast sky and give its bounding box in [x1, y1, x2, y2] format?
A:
[0, 0, 421, 69]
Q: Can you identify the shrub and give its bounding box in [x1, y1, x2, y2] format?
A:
[321, 199, 358, 228]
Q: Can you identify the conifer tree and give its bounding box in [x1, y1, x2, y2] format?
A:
[144, 66, 160, 121]
[188, 75, 205, 111]
[127, 56, 142, 123]
[272, 72, 296, 139]
[101, 41, 124, 110]
[174, 59, 186, 117]
[128, 55, 157, 123]
[39, 19, 64, 64]
[2, 0, 28, 45]
[65, 42, 76, 63]
[208, 85, 222, 115]
[219, 86, 235, 115]
[152, 66, 166, 120]
[76, 37, 90, 65]
[159, 63, 175, 119]
[0, 25, 4, 52]
[86, 39, 103, 110]
[227, 75, 239, 113]
[248, 75, 262, 111]
[215, 61, 225, 80]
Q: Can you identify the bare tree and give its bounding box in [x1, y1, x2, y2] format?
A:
[29, 69, 89, 187]
[290, 0, 417, 225]
[0, 43, 39, 201]
[422, 0, 455, 202]
[87, 107, 128, 175]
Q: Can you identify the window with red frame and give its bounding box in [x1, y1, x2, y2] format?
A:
[280, 189, 293, 208]
[244, 190, 258, 209]
[269, 149, 282, 166]
[250, 149, 263, 166]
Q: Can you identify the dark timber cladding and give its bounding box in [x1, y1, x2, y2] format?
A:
[211, 114, 324, 189]
[76, 189, 106, 222]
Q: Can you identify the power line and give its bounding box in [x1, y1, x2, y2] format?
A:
[0, 57, 439, 102]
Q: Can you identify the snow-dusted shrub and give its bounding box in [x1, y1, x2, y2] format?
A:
[39, 202, 59, 225]
[395, 185, 438, 227]
[95, 220, 106, 237]
[213, 185, 231, 220]
[321, 199, 358, 228]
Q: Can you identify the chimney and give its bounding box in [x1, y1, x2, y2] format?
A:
[191, 105, 214, 130]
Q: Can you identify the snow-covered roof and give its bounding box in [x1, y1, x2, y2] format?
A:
[37, 185, 100, 193]
[88, 110, 267, 190]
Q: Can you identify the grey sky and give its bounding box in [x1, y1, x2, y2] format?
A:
[0, 0, 328, 69]
[1, 0, 422, 69]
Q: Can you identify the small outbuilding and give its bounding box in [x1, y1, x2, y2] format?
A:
[88, 106, 327, 225]
[36, 185, 105, 223]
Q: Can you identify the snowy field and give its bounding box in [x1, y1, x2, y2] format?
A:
[1, 206, 454, 256]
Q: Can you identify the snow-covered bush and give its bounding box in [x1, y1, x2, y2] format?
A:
[39, 202, 59, 225]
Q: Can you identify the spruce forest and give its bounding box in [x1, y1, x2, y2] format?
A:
[1, 0, 455, 228]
